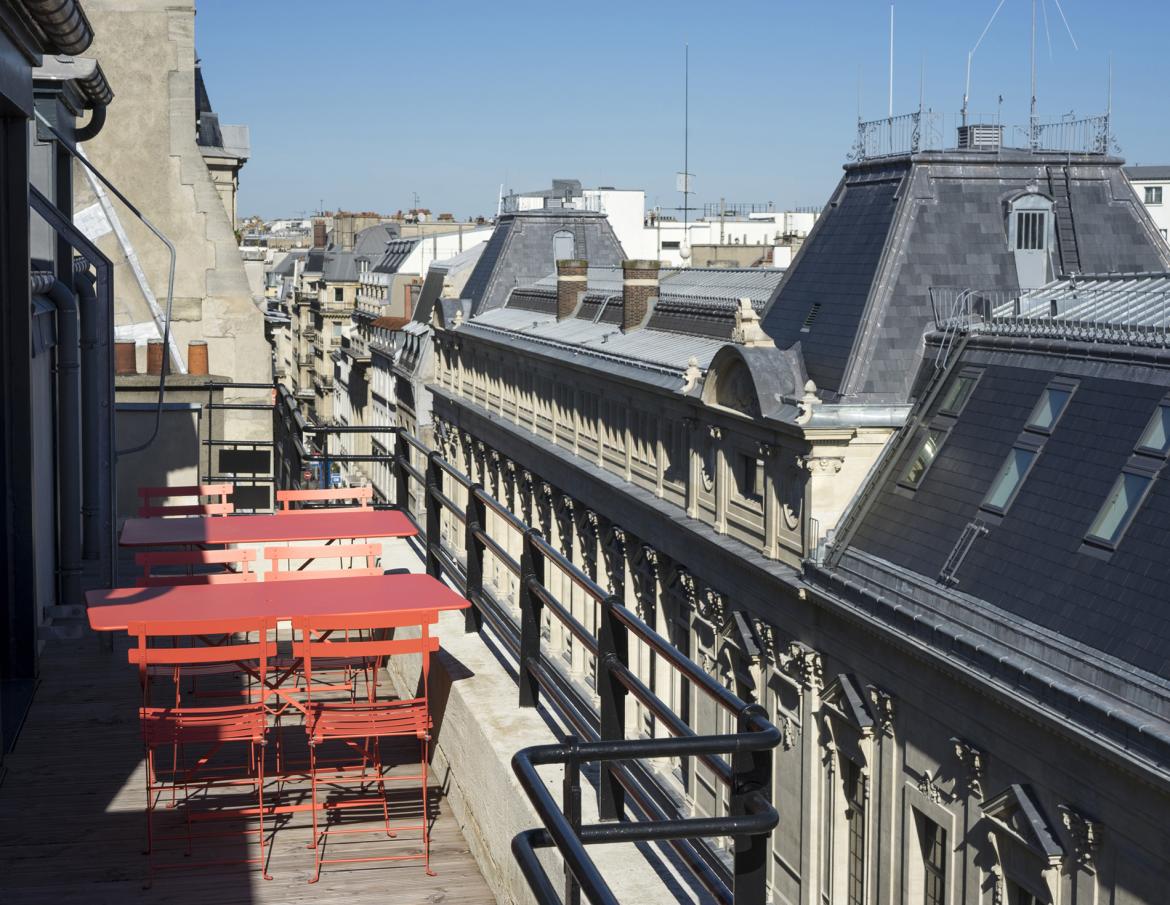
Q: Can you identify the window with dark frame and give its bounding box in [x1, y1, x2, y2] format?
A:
[938, 372, 979, 416]
[1086, 470, 1153, 546]
[918, 816, 947, 905]
[737, 454, 764, 503]
[845, 760, 866, 905]
[1145, 185, 1163, 205]
[1025, 384, 1073, 432]
[1137, 403, 1170, 456]
[900, 429, 946, 489]
[1007, 880, 1039, 905]
[983, 446, 1037, 513]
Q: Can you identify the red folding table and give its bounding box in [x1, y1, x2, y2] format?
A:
[86, 572, 464, 630]
[118, 509, 417, 548]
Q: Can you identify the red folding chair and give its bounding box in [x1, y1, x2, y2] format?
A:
[276, 486, 373, 513]
[135, 548, 257, 587]
[263, 542, 382, 581]
[137, 483, 235, 517]
[293, 610, 439, 882]
[127, 617, 273, 883]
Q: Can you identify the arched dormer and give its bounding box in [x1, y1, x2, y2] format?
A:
[1006, 190, 1056, 289]
[703, 354, 761, 418]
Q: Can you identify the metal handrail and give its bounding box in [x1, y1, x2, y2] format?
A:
[264, 389, 782, 902]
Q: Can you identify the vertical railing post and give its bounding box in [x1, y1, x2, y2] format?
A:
[464, 483, 486, 634]
[425, 451, 443, 580]
[319, 431, 331, 490]
[597, 593, 628, 819]
[731, 705, 772, 905]
[517, 527, 544, 708]
[394, 431, 409, 511]
[563, 734, 582, 905]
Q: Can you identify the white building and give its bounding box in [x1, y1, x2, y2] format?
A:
[506, 179, 818, 266]
[1127, 166, 1170, 243]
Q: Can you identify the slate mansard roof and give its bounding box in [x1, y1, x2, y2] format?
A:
[810, 328, 1170, 770]
[760, 151, 1170, 406]
[460, 209, 626, 316]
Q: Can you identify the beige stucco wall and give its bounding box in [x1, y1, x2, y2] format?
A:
[77, 0, 270, 444]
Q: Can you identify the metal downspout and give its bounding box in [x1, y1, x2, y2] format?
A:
[31, 272, 83, 608]
[73, 266, 102, 560]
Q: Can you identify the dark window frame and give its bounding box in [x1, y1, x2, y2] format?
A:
[936, 368, 982, 417]
[898, 427, 949, 491]
[1024, 377, 1077, 436]
[1135, 400, 1170, 458]
[980, 443, 1041, 516]
[918, 815, 947, 905]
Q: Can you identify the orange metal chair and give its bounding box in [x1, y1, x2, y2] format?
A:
[293, 610, 439, 882]
[127, 617, 273, 883]
[263, 542, 382, 581]
[134, 548, 257, 587]
[276, 486, 373, 513]
[137, 483, 235, 517]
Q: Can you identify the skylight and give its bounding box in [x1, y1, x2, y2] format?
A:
[1025, 385, 1073, 433]
[1086, 471, 1153, 546]
[983, 446, 1037, 512]
[1137, 404, 1170, 456]
[900, 429, 945, 489]
[938, 373, 978, 416]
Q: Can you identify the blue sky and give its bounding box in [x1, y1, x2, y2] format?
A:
[195, 0, 1170, 219]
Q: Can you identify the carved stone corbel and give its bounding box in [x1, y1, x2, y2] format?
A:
[781, 641, 823, 691]
[1059, 805, 1102, 873]
[951, 737, 985, 800]
[868, 687, 895, 738]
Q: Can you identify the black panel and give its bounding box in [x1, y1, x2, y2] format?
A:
[218, 449, 271, 474]
[232, 484, 271, 511]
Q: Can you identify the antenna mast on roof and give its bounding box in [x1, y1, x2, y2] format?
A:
[962, 0, 1007, 127]
[1030, 0, 1038, 149]
[888, 2, 894, 119]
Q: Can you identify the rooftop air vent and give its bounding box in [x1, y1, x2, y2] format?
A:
[957, 124, 1003, 150]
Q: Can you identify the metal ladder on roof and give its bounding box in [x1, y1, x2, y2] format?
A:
[1047, 165, 1082, 276]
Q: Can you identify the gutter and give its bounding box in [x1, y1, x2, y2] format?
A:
[19, 0, 93, 54]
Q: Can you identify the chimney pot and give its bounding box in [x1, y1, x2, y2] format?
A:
[188, 340, 209, 375]
[556, 258, 588, 321]
[114, 340, 137, 375]
[621, 259, 660, 333]
[146, 339, 165, 375]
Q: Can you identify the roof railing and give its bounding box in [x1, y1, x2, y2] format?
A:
[929, 285, 1170, 349]
[850, 109, 1113, 162]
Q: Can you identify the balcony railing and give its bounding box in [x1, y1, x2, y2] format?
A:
[267, 387, 782, 904]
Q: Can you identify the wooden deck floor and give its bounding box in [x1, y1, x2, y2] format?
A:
[0, 634, 496, 905]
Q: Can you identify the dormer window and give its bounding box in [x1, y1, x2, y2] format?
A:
[552, 230, 575, 265]
[1008, 194, 1054, 290]
[1015, 211, 1046, 250]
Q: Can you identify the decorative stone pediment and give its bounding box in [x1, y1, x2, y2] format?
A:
[781, 642, 823, 690]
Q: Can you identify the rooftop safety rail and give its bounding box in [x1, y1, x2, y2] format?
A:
[850, 109, 1113, 161]
[929, 285, 1170, 353]
[385, 430, 781, 905]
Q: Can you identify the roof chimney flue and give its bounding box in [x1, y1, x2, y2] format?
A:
[556, 258, 588, 321]
[621, 259, 659, 333]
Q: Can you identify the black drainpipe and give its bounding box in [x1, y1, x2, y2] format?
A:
[74, 264, 102, 560]
[31, 270, 83, 608]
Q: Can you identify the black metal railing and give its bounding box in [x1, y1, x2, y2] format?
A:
[385, 430, 781, 905]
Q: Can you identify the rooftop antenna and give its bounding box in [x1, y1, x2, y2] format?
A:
[888, 2, 894, 118]
[683, 42, 689, 236]
[1030, 0, 1038, 149]
[962, 0, 1007, 127]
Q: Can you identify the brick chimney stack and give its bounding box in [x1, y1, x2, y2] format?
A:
[556, 258, 588, 321]
[621, 259, 660, 333]
[312, 218, 327, 248]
